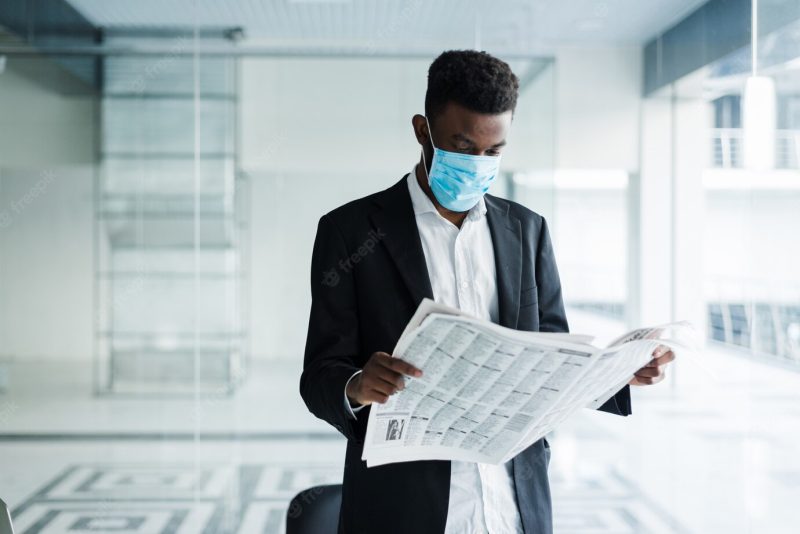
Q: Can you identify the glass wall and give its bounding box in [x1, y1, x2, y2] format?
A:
[96, 42, 246, 395]
[703, 12, 800, 368]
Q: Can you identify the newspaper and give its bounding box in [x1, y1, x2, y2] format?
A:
[362, 299, 689, 467]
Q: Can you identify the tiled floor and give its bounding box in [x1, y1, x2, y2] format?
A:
[8, 459, 686, 534]
[1, 321, 798, 533]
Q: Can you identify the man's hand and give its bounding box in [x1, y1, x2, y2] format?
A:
[629, 345, 675, 386]
[346, 352, 423, 406]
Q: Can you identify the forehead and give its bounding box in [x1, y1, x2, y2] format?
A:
[433, 101, 512, 143]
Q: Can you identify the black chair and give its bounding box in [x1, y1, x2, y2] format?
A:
[0, 499, 14, 534]
[286, 484, 342, 534]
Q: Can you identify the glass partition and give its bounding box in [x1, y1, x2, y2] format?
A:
[95, 43, 246, 395]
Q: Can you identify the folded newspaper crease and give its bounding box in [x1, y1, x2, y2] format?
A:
[363, 299, 691, 467]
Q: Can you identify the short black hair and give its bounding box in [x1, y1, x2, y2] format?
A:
[425, 50, 519, 122]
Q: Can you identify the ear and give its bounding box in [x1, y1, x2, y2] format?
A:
[411, 114, 429, 145]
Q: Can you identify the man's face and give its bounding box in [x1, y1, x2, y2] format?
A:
[413, 101, 513, 165]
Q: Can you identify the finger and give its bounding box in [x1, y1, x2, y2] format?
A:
[374, 367, 406, 390]
[369, 352, 393, 369]
[630, 375, 655, 385]
[634, 366, 663, 378]
[380, 356, 423, 377]
[631, 371, 666, 385]
[652, 350, 675, 366]
[374, 375, 403, 395]
[650, 372, 666, 384]
[364, 376, 398, 397]
[652, 344, 669, 357]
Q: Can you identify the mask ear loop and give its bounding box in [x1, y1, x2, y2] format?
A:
[421, 116, 436, 182]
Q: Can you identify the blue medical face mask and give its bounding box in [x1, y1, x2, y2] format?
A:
[421, 116, 501, 212]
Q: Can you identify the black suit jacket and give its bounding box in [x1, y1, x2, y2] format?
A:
[301, 176, 631, 534]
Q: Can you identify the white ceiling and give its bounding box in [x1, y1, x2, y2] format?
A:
[65, 0, 708, 55]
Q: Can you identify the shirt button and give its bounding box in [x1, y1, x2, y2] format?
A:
[460, 280, 469, 289]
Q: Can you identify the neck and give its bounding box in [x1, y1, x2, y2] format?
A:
[415, 158, 468, 228]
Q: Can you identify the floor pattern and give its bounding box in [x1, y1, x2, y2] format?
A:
[10, 462, 687, 533]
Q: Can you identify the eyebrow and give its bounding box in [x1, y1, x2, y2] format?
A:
[452, 133, 506, 149]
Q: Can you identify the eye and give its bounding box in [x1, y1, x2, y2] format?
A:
[486, 149, 501, 157]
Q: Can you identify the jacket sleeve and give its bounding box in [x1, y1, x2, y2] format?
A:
[534, 216, 631, 416]
[300, 214, 365, 441]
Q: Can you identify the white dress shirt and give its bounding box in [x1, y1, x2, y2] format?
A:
[344, 168, 524, 534]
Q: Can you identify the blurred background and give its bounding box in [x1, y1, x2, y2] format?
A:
[0, 0, 798, 532]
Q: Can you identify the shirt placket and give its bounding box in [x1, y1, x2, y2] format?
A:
[454, 220, 491, 533]
[454, 222, 475, 315]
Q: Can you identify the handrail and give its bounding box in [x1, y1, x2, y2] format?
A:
[710, 128, 799, 169]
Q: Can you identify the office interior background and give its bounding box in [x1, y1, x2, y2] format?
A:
[0, 0, 798, 532]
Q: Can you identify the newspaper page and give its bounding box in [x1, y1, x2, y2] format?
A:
[362, 299, 685, 467]
[585, 321, 694, 410]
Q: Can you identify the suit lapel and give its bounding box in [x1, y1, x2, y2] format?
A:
[485, 195, 522, 330]
[369, 177, 434, 306]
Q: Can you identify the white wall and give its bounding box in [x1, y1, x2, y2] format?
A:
[537, 47, 642, 318]
[0, 167, 95, 361]
[553, 46, 642, 172]
[240, 58, 421, 359]
[0, 58, 97, 361]
[0, 59, 96, 167]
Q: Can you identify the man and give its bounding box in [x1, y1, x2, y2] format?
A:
[301, 50, 674, 534]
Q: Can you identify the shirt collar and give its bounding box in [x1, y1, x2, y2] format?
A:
[406, 165, 487, 221]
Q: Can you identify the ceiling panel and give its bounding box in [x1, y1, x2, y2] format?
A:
[65, 0, 709, 55]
